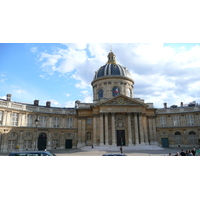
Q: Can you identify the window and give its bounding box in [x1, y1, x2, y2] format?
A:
[87, 118, 92, 125]
[52, 139, 59, 148]
[0, 111, 3, 125]
[12, 113, 19, 126]
[112, 86, 120, 97]
[54, 117, 60, 128]
[187, 115, 195, 125]
[8, 140, 16, 150]
[26, 114, 33, 127]
[66, 117, 73, 128]
[160, 116, 166, 127]
[23, 140, 32, 149]
[87, 132, 92, 140]
[98, 89, 103, 99]
[173, 116, 180, 126]
[174, 132, 182, 144]
[189, 131, 197, 145]
[40, 116, 47, 127]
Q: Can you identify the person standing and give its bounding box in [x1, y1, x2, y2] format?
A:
[180, 149, 186, 156]
[191, 148, 196, 156]
[187, 150, 193, 156]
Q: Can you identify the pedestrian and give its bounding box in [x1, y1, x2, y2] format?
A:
[91, 145, 93, 148]
[191, 148, 196, 156]
[187, 150, 193, 156]
[120, 146, 123, 154]
[175, 152, 179, 156]
[180, 149, 186, 156]
[185, 149, 189, 156]
[168, 153, 172, 156]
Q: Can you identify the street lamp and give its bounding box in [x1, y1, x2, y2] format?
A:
[34, 117, 39, 150]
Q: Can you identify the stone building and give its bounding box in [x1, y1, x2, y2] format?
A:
[0, 51, 199, 152]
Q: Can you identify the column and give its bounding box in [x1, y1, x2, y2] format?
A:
[152, 117, 158, 145]
[105, 113, 109, 145]
[111, 113, 116, 146]
[142, 114, 149, 145]
[2, 111, 7, 126]
[148, 118, 154, 145]
[134, 113, 139, 145]
[47, 131, 52, 150]
[18, 113, 22, 126]
[93, 115, 97, 146]
[82, 118, 86, 146]
[127, 113, 133, 146]
[18, 130, 24, 151]
[2, 131, 8, 153]
[139, 113, 145, 145]
[77, 118, 82, 148]
[100, 114, 104, 146]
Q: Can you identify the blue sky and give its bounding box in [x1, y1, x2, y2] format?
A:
[1, 43, 200, 108]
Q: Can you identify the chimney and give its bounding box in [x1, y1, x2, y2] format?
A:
[7, 94, 11, 101]
[181, 102, 183, 107]
[46, 101, 51, 107]
[164, 103, 167, 109]
[34, 100, 39, 106]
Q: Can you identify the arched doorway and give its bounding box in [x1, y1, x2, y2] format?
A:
[37, 133, 47, 150]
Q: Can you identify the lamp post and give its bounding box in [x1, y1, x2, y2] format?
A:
[34, 117, 39, 151]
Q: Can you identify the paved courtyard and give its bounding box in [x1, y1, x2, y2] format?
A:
[0, 145, 197, 156]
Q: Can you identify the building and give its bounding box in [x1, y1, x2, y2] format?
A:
[0, 51, 200, 152]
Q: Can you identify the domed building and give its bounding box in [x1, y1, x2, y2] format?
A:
[76, 50, 158, 148]
[1, 50, 200, 153]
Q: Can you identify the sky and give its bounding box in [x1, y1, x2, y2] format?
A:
[1, 43, 200, 108]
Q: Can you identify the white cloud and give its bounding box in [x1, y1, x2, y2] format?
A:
[13, 89, 26, 94]
[35, 43, 200, 108]
[49, 100, 61, 106]
[0, 96, 6, 100]
[66, 93, 71, 97]
[30, 47, 37, 53]
[64, 101, 74, 107]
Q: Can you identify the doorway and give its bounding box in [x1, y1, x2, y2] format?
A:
[117, 130, 125, 146]
[161, 138, 169, 147]
[38, 133, 47, 150]
[65, 139, 72, 149]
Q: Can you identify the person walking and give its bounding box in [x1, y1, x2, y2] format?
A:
[120, 146, 123, 154]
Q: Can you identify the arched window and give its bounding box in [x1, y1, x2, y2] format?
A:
[174, 132, 182, 144]
[189, 131, 197, 145]
[98, 89, 103, 99]
[112, 86, 120, 97]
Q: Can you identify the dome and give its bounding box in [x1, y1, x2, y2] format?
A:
[93, 51, 132, 80]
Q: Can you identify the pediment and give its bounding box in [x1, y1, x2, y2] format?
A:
[95, 95, 148, 107]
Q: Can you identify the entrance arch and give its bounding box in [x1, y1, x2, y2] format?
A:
[37, 133, 47, 150]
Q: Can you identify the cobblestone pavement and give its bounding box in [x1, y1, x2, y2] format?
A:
[0, 146, 197, 156]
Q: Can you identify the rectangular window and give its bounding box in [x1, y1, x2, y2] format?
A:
[12, 113, 19, 126]
[160, 116, 166, 127]
[24, 140, 32, 149]
[40, 116, 47, 127]
[26, 114, 33, 127]
[54, 117, 60, 128]
[8, 140, 16, 150]
[66, 117, 73, 128]
[173, 116, 180, 126]
[87, 118, 92, 125]
[187, 115, 195, 126]
[0, 111, 3, 125]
